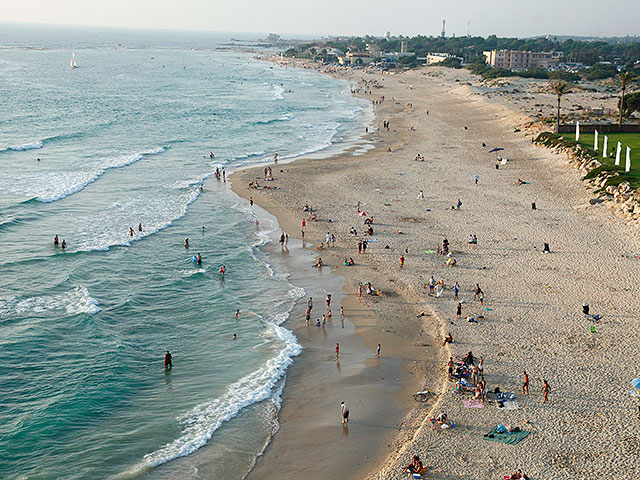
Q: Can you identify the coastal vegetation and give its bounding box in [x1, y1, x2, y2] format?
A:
[618, 71, 637, 127]
[551, 81, 571, 130]
[537, 132, 640, 188]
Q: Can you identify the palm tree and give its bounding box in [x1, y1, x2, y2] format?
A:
[551, 81, 571, 131]
[618, 71, 636, 128]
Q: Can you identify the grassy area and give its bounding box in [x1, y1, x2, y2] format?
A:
[559, 132, 640, 188]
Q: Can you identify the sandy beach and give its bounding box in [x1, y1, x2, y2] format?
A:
[232, 64, 640, 479]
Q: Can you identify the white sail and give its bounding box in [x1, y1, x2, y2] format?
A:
[70, 52, 77, 68]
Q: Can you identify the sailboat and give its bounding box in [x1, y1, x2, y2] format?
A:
[70, 52, 78, 69]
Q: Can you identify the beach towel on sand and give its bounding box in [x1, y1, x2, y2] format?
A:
[483, 426, 530, 445]
[462, 399, 484, 408]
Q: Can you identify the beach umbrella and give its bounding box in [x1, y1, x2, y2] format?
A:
[603, 136, 608, 158]
[488, 147, 504, 153]
[632, 378, 640, 390]
[626, 147, 631, 173]
[615, 142, 621, 166]
[575, 121, 580, 142]
[594, 130, 598, 151]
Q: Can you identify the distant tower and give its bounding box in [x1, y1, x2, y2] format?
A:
[385, 31, 391, 40]
[467, 21, 471, 37]
[441, 20, 446, 38]
[400, 41, 408, 53]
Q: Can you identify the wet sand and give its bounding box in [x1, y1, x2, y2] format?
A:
[233, 64, 640, 479]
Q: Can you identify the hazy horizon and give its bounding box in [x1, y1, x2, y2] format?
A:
[2, 0, 639, 40]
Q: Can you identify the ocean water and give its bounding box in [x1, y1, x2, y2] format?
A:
[0, 25, 370, 480]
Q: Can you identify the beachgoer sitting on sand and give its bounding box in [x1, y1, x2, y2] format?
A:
[367, 226, 374, 235]
[402, 455, 426, 475]
[508, 469, 529, 480]
[442, 333, 453, 346]
[445, 257, 457, 267]
[364, 217, 374, 225]
[350, 227, 357, 235]
[313, 257, 323, 268]
[431, 412, 453, 428]
[348, 257, 355, 266]
[517, 179, 529, 185]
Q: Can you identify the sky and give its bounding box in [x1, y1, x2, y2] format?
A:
[2, 0, 639, 38]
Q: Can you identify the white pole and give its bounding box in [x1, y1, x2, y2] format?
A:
[594, 130, 598, 151]
[615, 142, 621, 166]
[603, 135, 608, 158]
[625, 147, 631, 173]
[575, 121, 580, 142]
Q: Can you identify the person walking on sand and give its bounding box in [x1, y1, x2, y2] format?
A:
[326, 294, 332, 316]
[375, 344, 381, 358]
[358, 282, 363, 298]
[522, 371, 529, 394]
[335, 343, 340, 359]
[453, 281, 460, 300]
[302, 218, 306, 230]
[340, 402, 349, 424]
[358, 241, 362, 254]
[542, 379, 551, 403]
[474, 284, 483, 302]
[400, 255, 405, 268]
[340, 306, 345, 328]
[456, 302, 462, 320]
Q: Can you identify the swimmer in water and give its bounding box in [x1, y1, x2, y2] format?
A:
[209, 152, 214, 158]
[235, 309, 239, 319]
[232, 333, 237, 340]
[53, 235, 59, 246]
[138, 223, 142, 232]
[129, 227, 134, 237]
[61, 239, 66, 249]
[196, 253, 202, 264]
[200, 185, 204, 192]
[184, 238, 189, 248]
[202, 226, 205, 232]
[164, 351, 172, 369]
[219, 265, 226, 275]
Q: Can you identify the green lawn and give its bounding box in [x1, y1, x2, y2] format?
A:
[560, 132, 640, 186]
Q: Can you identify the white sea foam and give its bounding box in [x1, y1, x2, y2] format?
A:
[271, 84, 285, 100]
[71, 189, 200, 252]
[1, 146, 168, 203]
[140, 321, 301, 468]
[0, 141, 44, 152]
[0, 286, 100, 318]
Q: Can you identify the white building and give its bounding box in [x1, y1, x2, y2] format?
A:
[426, 52, 462, 65]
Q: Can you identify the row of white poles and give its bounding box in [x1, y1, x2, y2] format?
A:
[575, 121, 631, 172]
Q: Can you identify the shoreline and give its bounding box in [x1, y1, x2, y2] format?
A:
[232, 62, 640, 479]
[230, 64, 446, 480]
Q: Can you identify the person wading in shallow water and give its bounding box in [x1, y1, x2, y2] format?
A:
[164, 351, 172, 370]
[340, 401, 349, 424]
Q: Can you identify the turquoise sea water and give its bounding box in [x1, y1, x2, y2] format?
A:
[0, 25, 369, 480]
